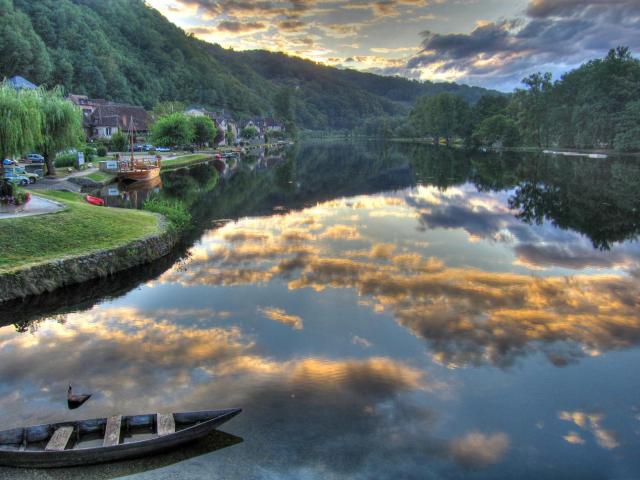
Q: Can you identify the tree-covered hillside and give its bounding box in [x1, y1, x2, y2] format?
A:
[409, 47, 640, 151]
[0, 0, 496, 129]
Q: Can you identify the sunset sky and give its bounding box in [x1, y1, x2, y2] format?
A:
[147, 0, 640, 90]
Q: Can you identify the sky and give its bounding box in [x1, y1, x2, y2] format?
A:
[146, 0, 640, 91]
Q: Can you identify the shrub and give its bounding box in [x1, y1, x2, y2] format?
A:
[54, 153, 76, 168]
[0, 183, 31, 206]
[111, 131, 128, 152]
[83, 145, 96, 162]
[143, 196, 191, 233]
[0, 181, 14, 197]
[96, 146, 108, 157]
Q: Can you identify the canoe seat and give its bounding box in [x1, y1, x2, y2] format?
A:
[45, 426, 74, 451]
[103, 415, 122, 447]
[157, 413, 175, 436]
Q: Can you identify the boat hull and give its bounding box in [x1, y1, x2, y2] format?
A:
[0, 409, 241, 468]
[118, 166, 160, 182]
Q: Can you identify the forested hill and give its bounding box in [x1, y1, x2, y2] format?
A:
[0, 0, 495, 129]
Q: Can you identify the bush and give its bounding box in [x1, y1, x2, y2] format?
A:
[83, 145, 96, 162]
[0, 182, 31, 206]
[54, 153, 77, 168]
[96, 146, 108, 157]
[0, 181, 14, 197]
[111, 131, 128, 152]
[143, 196, 191, 233]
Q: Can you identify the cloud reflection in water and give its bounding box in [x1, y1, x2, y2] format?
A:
[159, 186, 640, 369]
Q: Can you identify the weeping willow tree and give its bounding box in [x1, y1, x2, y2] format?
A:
[0, 82, 42, 178]
[38, 87, 84, 176]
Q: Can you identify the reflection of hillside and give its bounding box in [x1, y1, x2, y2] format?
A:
[205, 142, 414, 220]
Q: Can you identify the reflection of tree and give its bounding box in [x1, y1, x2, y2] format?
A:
[406, 145, 470, 189]
[408, 148, 640, 250]
[505, 157, 640, 250]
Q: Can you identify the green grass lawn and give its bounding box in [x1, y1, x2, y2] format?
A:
[85, 171, 116, 183]
[0, 191, 162, 273]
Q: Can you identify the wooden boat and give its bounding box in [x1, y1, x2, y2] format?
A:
[0, 408, 241, 468]
[85, 195, 105, 207]
[117, 118, 161, 182]
[117, 157, 161, 182]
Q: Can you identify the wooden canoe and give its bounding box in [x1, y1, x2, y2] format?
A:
[0, 408, 241, 468]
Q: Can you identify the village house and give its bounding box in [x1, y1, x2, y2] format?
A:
[67, 94, 108, 116]
[184, 107, 239, 146]
[210, 111, 238, 145]
[241, 117, 284, 136]
[88, 103, 149, 140]
[68, 94, 149, 140]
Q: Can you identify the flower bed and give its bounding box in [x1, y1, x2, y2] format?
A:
[0, 182, 32, 209]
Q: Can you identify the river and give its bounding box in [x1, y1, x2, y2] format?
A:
[1, 141, 640, 479]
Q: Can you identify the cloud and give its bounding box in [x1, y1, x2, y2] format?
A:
[449, 432, 510, 469]
[258, 306, 304, 330]
[319, 224, 363, 240]
[278, 19, 307, 32]
[526, 0, 640, 18]
[559, 410, 619, 450]
[352, 335, 373, 348]
[405, 0, 640, 89]
[0, 308, 461, 478]
[158, 191, 640, 370]
[217, 20, 268, 33]
[563, 431, 586, 445]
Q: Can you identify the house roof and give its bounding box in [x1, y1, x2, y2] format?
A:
[90, 104, 149, 131]
[8, 76, 37, 90]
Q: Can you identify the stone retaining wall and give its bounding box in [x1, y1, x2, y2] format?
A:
[0, 217, 177, 303]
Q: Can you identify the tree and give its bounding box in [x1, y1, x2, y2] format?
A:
[37, 87, 84, 176]
[111, 131, 128, 152]
[226, 125, 235, 146]
[241, 126, 259, 139]
[189, 115, 217, 147]
[473, 114, 520, 148]
[614, 101, 640, 152]
[0, 82, 42, 178]
[151, 112, 194, 147]
[0, 0, 52, 84]
[473, 95, 510, 124]
[410, 93, 472, 146]
[273, 86, 297, 136]
[513, 72, 553, 148]
[151, 101, 186, 123]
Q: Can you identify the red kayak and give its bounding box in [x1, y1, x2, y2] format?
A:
[85, 194, 105, 206]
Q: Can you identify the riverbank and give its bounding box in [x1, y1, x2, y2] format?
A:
[0, 191, 176, 302]
[385, 137, 640, 157]
[161, 153, 212, 170]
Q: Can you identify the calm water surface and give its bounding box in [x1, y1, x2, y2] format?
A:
[1, 142, 640, 479]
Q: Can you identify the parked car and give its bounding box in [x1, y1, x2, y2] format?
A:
[3, 158, 17, 166]
[156, 147, 171, 152]
[26, 154, 45, 164]
[143, 144, 154, 152]
[133, 145, 145, 152]
[3, 170, 30, 186]
[12, 167, 38, 184]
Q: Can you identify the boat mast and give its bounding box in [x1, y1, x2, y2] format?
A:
[129, 116, 135, 162]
